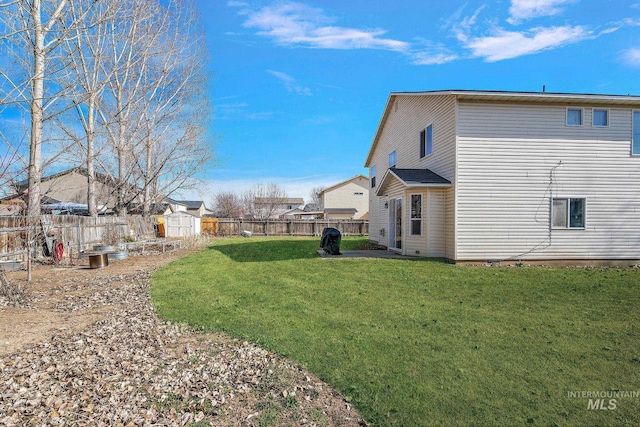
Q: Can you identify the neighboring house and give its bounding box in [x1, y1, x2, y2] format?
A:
[12, 167, 119, 212]
[253, 197, 305, 219]
[319, 175, 369, 220]
[174, 200, 212, 217]
[365, 90, 640, 263]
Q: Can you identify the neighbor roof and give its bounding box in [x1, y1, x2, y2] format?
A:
[178, 200, 205, 210]
[319, 175, 368, 196]
[324, 208, 358, 213]
[364, 90, 640, 167]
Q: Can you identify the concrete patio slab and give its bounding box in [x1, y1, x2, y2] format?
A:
[317, 250, 417, 259]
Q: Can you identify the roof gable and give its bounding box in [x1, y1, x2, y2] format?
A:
[364, 90, 640, 167]
[320, 175, 368, 195]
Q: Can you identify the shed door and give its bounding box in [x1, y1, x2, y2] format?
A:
[168, 215, 193, 237]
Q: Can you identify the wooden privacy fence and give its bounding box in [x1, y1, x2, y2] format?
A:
[0, 215, 156, 259]
[213, 218, 368, 237]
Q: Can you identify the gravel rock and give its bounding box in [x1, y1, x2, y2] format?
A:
[0, 257, 365, 426]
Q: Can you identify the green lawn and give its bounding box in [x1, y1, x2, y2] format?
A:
[151, 237, 640, 426]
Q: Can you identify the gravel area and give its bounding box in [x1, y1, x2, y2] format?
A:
[0, 248, 365, 426]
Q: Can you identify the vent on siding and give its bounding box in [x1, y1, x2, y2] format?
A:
[379, 228, 386, 237]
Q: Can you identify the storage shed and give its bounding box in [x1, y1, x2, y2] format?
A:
[164, 212, 201, 237]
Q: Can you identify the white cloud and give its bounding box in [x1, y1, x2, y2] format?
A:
[267, 70, 312, 96]
[451, 5, 487, 43]
[236, 1, 409, 52]
[507, 0, 577, 25]
[411, 43, 459, 65]
[215, 102, 274, 121]
[622, 48, 640, 67]
[465, 25, 591, 62]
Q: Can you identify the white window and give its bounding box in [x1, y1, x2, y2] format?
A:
[370, 165, 376, 188]
[567, 108, 582, 126]
[410, 194, 422, 235]
[633, 111, 640, 155]
[389, 150, 396, 167]
[420, 125, 433, 158]
[552, 198, 586, 229]
[593, 109, 608, 127]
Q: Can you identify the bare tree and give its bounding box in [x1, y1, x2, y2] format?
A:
[243, 183, 288, 220]
[308, 186, 325, 209]
[95, 0, 212, 217]
[0, 0, 98, 219]
[54, 0, 116, 216]
[0, 0, 99, 280]
[212, 191, 243, 218]
[134, 0, 211, 217]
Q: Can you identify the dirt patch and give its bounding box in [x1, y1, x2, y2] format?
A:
[0, 249, 187, 357]
[0, 248, 365, 426]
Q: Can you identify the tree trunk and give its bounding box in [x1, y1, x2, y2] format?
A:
[86, 94, 98, 217]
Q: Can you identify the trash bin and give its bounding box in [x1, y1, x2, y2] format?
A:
[320, 227, 341, 255]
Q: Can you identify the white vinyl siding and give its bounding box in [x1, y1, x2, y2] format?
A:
[403, 188, 447, 257]
[456, 102, 640, 261]
[322, 178, 369, 220]
[428, 189, 447, 257]
[367, 94, 456, 249]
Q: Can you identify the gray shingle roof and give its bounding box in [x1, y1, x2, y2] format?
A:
[389, 168, 451, 185]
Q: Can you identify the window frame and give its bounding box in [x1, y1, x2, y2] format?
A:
[566, 107, 583, 127]
[410, 194, 422, 236]
[389, 150, 396, 168]
[370, 165, 377, 188]
[632, 110, 640, 156]
[592, 108, 609, 127]
[552, 197, 586, 230]
[420, 124, 433, 158]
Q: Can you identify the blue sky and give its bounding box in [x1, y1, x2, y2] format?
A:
[182, 0, 640, 201]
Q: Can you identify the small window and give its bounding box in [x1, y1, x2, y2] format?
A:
[552, 198, 585, 229]
[567, 108, 582, 126]
[354, 192, 363, 196]
[370, 165, 376, 188]
[633, 111, 640, 155]
[410, 194, 422, 235]
[593, 109, 608, 127]
[420, 125, 433, 158]
[389, 151, 396, 167]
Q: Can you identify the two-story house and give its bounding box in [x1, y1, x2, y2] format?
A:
[319, 175, 369, 220]
[364, 90, 640, 263]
